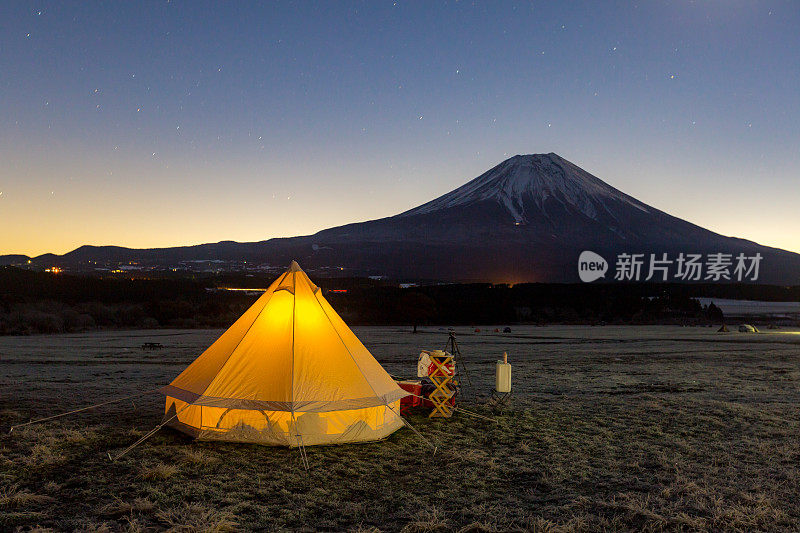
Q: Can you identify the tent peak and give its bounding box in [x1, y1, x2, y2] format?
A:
[287, 260, 302, 272]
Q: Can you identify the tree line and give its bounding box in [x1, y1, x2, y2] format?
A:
[1, 266, 797, 335]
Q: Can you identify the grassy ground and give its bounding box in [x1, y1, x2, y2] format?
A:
[1, 326, 799, 531]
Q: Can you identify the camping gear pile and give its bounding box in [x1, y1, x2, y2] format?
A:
[415, 349, 458, 417]
[425, 350, 457, 418]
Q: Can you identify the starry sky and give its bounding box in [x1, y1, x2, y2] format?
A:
[1, 1, 799, 257]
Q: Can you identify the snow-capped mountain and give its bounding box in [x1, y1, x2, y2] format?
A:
[5, 153, 800, 283]
[402, 153, 649, 224]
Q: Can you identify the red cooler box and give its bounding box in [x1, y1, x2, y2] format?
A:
[397, 380, 422, 413]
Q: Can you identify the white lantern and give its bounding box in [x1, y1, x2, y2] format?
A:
[495, 352, 512, 393]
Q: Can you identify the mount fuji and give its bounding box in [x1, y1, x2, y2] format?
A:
[4, 153, 800, 283]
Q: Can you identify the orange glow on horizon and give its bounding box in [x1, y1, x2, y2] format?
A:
[2, 154, 799, 258]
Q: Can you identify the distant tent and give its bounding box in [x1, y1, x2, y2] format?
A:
[160, 261, 407, 447]
[717, 324, 729, 333]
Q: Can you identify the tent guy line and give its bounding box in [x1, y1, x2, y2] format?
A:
[8, 388, 162, 434]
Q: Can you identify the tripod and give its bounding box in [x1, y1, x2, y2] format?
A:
[444, 331, 476, 403]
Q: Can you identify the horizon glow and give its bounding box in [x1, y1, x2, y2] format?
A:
[1, 2, 799, 257]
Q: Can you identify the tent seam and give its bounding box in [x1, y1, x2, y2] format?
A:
[290, 269, 299, 447]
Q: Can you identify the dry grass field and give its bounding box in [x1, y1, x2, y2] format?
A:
[1, 325, 800, 532]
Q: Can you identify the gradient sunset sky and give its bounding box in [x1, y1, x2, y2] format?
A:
[2, 1, 798, 257]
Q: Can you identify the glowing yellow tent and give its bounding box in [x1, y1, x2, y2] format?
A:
[160, 261, 407, 446]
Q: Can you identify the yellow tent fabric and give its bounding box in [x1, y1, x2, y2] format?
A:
[160, 261, 407, 446]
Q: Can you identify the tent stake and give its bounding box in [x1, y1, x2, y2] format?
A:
[290, 412, 310, 471]
[297, 438, 310, 471]
[9, 388, 161, 434]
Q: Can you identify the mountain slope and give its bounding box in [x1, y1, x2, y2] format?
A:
[4, 153, 800, 283]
